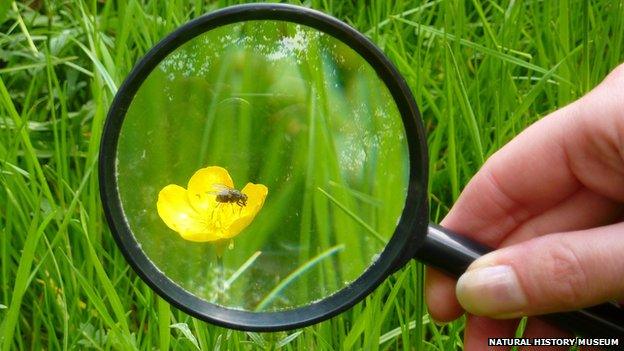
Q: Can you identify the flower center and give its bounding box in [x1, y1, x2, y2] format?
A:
[204, 203, 241, 229]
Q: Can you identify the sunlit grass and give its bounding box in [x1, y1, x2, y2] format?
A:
[1, 0, 623, 350]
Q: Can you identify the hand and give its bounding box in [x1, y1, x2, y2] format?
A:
[425, 64, 624, 350]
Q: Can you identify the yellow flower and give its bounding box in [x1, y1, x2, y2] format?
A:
[156, 166, 268, 242]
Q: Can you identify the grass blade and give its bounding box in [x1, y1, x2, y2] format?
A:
[1, 210, 56, 351]
[255, 245, 344, 311]
[316, 187, 385, 244]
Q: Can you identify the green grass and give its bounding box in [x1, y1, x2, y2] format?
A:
[1, 0, 623, 350]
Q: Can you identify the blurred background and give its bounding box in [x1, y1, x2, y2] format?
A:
[1, 0, 623, 350]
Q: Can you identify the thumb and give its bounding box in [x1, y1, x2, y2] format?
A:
[455, 222, 624, 318]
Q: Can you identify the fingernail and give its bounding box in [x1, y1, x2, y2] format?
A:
[456, 265, 528, 318]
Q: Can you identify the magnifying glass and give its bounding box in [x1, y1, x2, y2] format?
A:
[99, 3, 624, 337]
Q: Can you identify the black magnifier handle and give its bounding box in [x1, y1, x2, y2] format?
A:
[417, 223, 624, 341]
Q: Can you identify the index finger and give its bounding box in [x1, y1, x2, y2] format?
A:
[442, 65, 624, 245]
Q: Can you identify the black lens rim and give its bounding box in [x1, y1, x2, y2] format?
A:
[99, 3, 428, 331]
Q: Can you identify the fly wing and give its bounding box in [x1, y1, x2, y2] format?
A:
[206, 183, 232, 196]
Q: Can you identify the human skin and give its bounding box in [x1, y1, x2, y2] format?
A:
[425, 63, 624, 350]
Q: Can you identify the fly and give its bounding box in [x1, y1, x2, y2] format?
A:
[209, 183, 248, 207]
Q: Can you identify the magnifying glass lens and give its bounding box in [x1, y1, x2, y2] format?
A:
[115, 20, 409, 312]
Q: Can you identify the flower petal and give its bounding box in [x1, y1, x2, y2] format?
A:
[225, 214, 255, 239]
[179, 229, 225, 242]
[157, 184, 208, 237]
[221, 183, 269, 238]
[240, 183, 269, 217]
[187, 166, 234, 214]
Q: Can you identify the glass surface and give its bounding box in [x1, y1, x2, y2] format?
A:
[116, 21, 409, 312]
